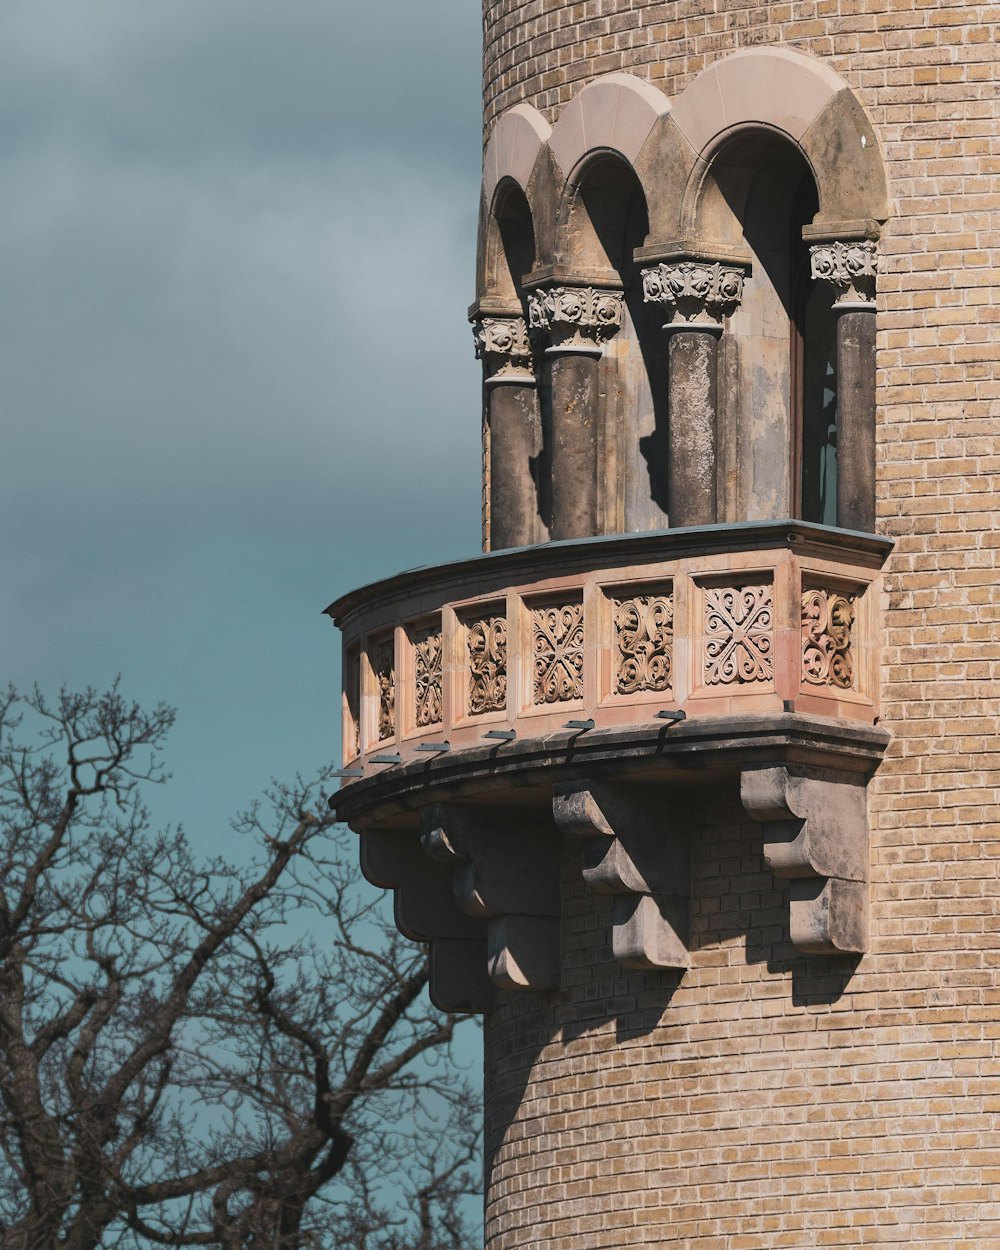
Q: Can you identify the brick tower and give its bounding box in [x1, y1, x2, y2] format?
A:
[328, 3, 1000, 1246]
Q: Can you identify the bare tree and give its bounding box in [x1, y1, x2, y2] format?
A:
[0, 683, 480, 1249]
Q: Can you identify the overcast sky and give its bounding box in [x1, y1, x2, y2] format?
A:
[0, 0, 484, 843]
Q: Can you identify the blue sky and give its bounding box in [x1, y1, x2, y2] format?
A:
[0, 0, 484, 842]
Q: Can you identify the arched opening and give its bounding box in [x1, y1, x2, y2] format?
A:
[559, 153, 664, 533]
[484, 179, 536, 305]
[696, 132, 836, 524]
[478, 181, 543, 551]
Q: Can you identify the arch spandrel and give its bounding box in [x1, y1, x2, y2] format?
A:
[801, 89, 889, 233]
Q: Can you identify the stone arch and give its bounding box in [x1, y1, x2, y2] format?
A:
[668, 47, 889, 240]
[632, 49, 886, 534]
[480, 178, 537, 306]
[555, 148, 650, 276]
[547, 72, 670, 215]
[483, 102, 550, 211]
[477, 104, 550, 304]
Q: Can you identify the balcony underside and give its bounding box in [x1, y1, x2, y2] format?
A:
[326, 523, 893, 1010]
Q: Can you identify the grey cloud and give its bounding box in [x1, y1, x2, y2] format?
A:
[1, 0, 481, 167]
[0, 2, 485, 841]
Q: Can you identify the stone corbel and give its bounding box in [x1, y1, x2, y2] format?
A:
[641, 259, 746, 331]
[809, 239, 878, 308]
[527, 285, 624, 354]
[740, 767, 869, 956]
[472, 315, 536, 385]
[360, 829, 494, 1013]
[420, 804, 561, 991]
[552, 781, 690, 970]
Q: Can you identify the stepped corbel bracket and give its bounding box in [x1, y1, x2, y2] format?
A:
[740, 767, 869, 956]
[552, 781, 690, 971]
[420, 804, 561, 992]
[360, 828, 494, 1014]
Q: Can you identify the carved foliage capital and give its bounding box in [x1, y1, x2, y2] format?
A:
[527, 286, 623, 349]
[810, 239, 878, 304]
[472, 316, 534, 381]
[642, 260, 745, 327]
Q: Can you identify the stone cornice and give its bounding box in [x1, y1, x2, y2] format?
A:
[331, 715, 890, 829]
[324, 520, 894, 628]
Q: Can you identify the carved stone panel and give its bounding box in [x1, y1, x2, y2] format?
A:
[614, 591, 673, 695]
[704, 584, 773, 686]
[467, 613, 507, 717]
[532, 602, 584, 704]
[371, 636, 395, 742]
[413, 622, 443, 728]
[801, 588, 856, 690]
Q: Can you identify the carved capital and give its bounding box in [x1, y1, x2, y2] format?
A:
[740, 767, 869, 955]
[420, 804, 560, 990]
[810, 239, 878, 305]
[472, 315, 535, 382]
[526, 285, 623, 350]
[642, 260, 745, 328]
[553, 781, 690, 971]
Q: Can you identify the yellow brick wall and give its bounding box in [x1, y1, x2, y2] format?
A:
[481, 2, 1000, 1247]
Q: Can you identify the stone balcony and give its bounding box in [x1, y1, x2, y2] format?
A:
[326, 522, 893, 1011]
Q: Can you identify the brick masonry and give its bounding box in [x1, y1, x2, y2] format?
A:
[480, 2, 1000, 1246]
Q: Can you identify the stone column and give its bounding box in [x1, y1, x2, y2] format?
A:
[527, 286, 623, 541]
[642, 261, 745, 528]
[472, 316, 540, 551]
[810, 239, 878, 533]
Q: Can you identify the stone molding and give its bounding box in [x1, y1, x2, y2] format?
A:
[641, 259, 746, 329]
[740, 766, 869, 955]
[527, 285, 624, 350]
[553, 781, 690, 971]
[420, 804, 561, 990]
[472, 315, 535, 383]
[809, 239, 878, 305]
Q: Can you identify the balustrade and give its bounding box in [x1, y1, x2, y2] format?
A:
[332, 523, 888, 771]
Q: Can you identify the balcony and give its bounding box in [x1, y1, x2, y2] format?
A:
[326, 522, 893, 1007]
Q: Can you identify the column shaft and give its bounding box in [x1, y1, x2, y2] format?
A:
[547, 350, 601, 540]
[487, 381, 542, 549]
[641, 259, 745, 531]
[667, 328, 719, 528]
[809, 240, 878, 532]
[527, 285, 624, 542]
[835, 308, 877, 532]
